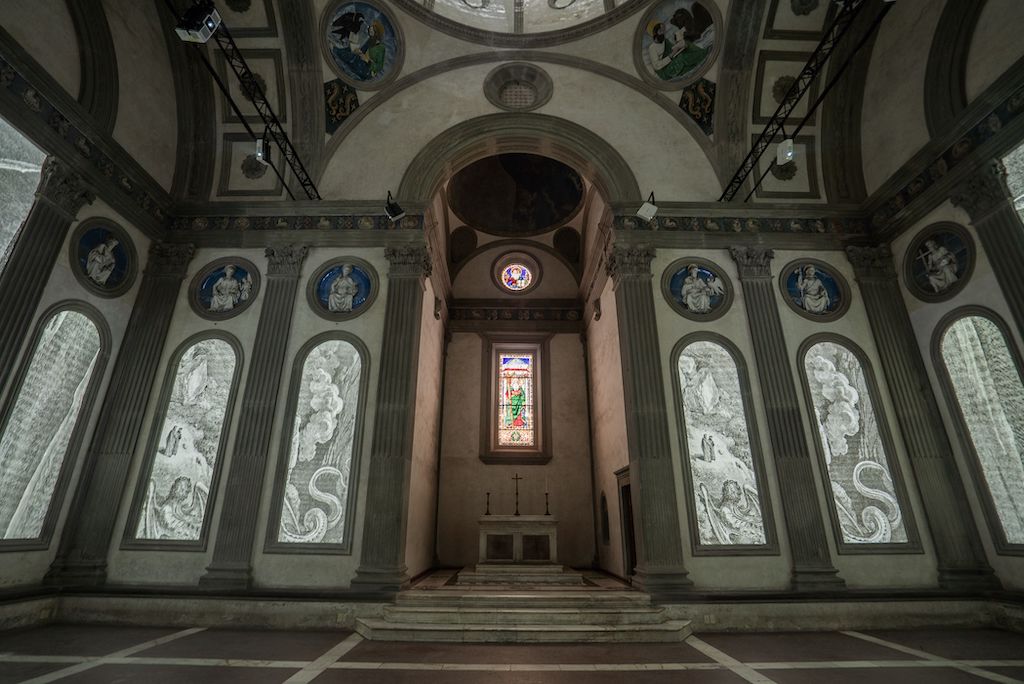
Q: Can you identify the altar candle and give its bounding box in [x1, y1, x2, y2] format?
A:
[545, 476, 548, 493]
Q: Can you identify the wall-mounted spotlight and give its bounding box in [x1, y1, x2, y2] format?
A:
[385, 191, 405, 222]
[776, 138, 796, 166]
[636, 192, 658, 222]
[174, 0, 222, 43]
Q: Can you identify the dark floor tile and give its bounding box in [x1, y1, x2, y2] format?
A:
[699, 631, 920, 662]
[133, 628, 351, 661]
[61, 664, 297, 683]
[339, 641, 711, 664]
[0, 660, 69, 683]
[760, 666, 992, 683]
[865, 629, 1024, 660]
[984, 668, 1024, 679]
[314, 670, 744, 684]
[0, 625, 176, 656]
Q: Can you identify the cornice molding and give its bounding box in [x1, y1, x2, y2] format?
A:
[613, 212, 868, 236]
[170, 213, 425, 232]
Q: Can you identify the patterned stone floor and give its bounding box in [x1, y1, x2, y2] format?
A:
[2, 624, 1024, 683]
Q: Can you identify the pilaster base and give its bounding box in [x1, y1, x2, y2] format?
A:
[199, 563, 253, 591]
[938, 567, 1002, 592]
[351, 566, 410, 594]
[43, 559, 107, 588]
[632, 566, 693, 602]
[791, 566, 846, 592]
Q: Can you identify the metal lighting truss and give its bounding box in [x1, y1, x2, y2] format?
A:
[719, 0, 888, 202]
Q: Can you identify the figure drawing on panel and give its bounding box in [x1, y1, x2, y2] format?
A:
[278, 341, 361, 544]
[920, 239, 959, 293]
[795, 264, 830, 314]
[804, 342, 906, 544]
[139, 476, 208, 540]
[85, 237, 118, 285]
[209, 265, 251, 312]
[677, 342, 767, 546]
[328, 264, 359, 312]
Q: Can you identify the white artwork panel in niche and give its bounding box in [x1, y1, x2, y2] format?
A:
[677, 341, 767, 546]
[277, 340, 361, 544]
[941, 317, 1024, 544]
[135, 339, 236, 541]
[0, 311, 99, 539]
[804, 342, 907, 544]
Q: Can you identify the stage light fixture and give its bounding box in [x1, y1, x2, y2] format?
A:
[776, 138, 796, 166]
[385, 191, 405, 222]
[174, 0, 222, 43]
[635, 192, 658, 222]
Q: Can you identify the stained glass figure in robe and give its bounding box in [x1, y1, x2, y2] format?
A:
[498, 353, 535, 447]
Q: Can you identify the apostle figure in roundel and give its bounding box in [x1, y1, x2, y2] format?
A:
[680, 264, 725, 314]
[921, 239, 958, 293]
[210, 265, 242, 312]
[328, 264, 359, 313]
[795, 264, 830, 314]
[86, 236, 118, 285]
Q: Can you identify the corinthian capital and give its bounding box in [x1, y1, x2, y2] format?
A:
[385, 243, 432, 279]
[146, 242, 195, 278]
[845, 244, 896, 281]
[728, 246, 774, 279]
[950, 160, 1011, 221]
[266, 244, 309, 277]
[606, 245, 655, 282]
[36, 157, 95, 219]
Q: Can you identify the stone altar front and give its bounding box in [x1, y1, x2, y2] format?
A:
[478, 515, 558, 564]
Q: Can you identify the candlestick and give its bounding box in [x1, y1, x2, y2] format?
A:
[485, 491, 490, 515]
[512, 472, 522, 516]
[545, 492, 550, 516]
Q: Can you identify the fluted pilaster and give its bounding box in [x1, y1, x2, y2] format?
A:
[606, 245, 691, 599]
[48, 242, 194, 585]
[352, 243, 431, 593]
[200, 244, 309, 589]
[0, 157, 94, 397]
[950, 160, 1024, 339]
[729, 246, 843, 591]
[845, 244, 998, 590]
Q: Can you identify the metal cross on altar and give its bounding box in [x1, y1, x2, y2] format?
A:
[512, 472, 523, 516]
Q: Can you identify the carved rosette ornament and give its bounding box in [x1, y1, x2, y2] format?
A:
[951, 160, 1011, 221]
[36, 157, 95, 220]
[145, 243, 195, 278]
[266, 244, 310, 277]
[728, 246, 774, 279]
[385, 244, 432, 279]
[605, 245, 655, 282]
[845, 244, 897, 282]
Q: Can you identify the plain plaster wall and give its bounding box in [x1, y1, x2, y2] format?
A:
[404, 277, 445, 579]
[860, 0, 945, 195]
[771, 248, 939, 588]
[1, 0, 80, 101]
[586, 279, 630, 579]
[435, 332, 596, 568]
[651, 248, 791, 591]
[965, 0, 1024, 103]
[0, 200, 149, 588]
[891, 202, 1024, 592]
[103, 0, 177, 191]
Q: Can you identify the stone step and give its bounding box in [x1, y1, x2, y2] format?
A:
[456, 572, 586, 586]
[383, 605, 667, 625]
[354, 618, 692, 643]
[396, 591, 651, 609]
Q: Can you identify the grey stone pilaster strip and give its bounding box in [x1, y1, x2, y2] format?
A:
[606, 245, 692, 599]
[352, 244, 431, 592]
[200, 244, 309, 589]
[951, 160, 1024, 339]
[924, 0, 983, 138]
[47, 242, 194, 585]
[0, 157, 94, 399]
[845, 245, 998, 590]
[728, 247, 843, 590]
[66, 0, 118, 134]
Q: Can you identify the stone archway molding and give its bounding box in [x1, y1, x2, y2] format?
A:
[396, 112, 642, 206]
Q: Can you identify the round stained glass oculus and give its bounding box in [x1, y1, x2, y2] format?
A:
[501, 263, 533, 292]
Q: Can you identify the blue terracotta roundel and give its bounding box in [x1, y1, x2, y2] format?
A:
[76, 225, 131, 292]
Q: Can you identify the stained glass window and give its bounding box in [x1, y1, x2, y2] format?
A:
[803, 341, 909, 545]
[277, 339, 362, 545]
[0, 310, 101, 540]
[497, 352, 535, 447]
[500, 263, 533, 292]
[134, 338, 237, 542]
[940, 315, 1024, 545]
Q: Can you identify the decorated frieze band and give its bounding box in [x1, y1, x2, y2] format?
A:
[0, 56, 169, 225]
[69, 218, 137, 298]
[307, 257, 379, 321]
[448, 302, 583, 323]
[169, 213, 424, 232]
[189, 257, 261, 320]
[872, 83, 1024, 229]
[614, 213, 868, 235]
